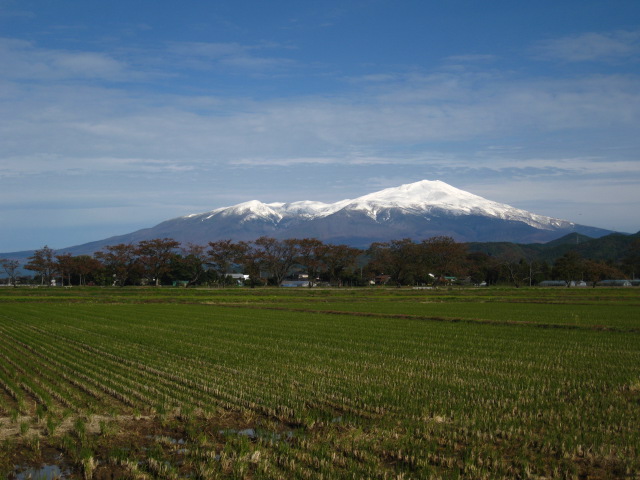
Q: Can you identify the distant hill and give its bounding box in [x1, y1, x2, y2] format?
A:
[467, 231, 640, 264]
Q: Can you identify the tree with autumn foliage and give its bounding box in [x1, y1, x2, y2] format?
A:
[206, 239, 250, 287]
[294, 238, 326, 287]
[253, 236, 300, 286]
[367, 239, 418, 286]
[323, 243, 362, 286]
[177, 243, 209, 286]
[24, 246, 57, 285]
[71, 255, 104, 286]
[583, 259, 625, 287]
[419, 236, 468, 284]
[95, 244, 140, 286]
[137, 238, 181, 286]
[55, 253, 75, 287]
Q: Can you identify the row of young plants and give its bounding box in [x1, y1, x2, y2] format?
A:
[280, 297, 640, 330]
[1, 296, 639, 478]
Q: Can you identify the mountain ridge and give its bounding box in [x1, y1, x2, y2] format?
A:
[0, 180, 622, 260]
[181, 180, 574, 231]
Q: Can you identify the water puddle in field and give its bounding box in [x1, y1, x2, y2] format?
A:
[166, 436, 186, 445]
[147, 435, 188, 454]
[219, 428, 294, 442]
[13, 463, 72, 479]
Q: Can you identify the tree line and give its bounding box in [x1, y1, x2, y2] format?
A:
[2, 235, 639, 287]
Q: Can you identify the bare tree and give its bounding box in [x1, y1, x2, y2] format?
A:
[501, 257, 530, 288]
[1, 258, 20, 286]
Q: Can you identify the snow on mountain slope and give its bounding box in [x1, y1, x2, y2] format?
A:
[267, 200, 345, 219]
[2, 179, 612, 258]
[183, 180, 573, 231]
[340, 180, 572, 230]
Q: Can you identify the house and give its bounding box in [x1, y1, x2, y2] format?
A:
[225, 273, 250, 285]
[374, 275, 391, 285]
[280, 280, 314, 287]
[598, 279, 632, 287]
[539, 281, 569, 287]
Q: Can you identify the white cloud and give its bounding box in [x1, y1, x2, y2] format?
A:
[0, 37, 132, 81]
[0, 154, 195, 178]
[2, 31, 640, 249]
[533, 30, 640, 62]
[445, 54, 497, 63]
[164, 41, 294, 71]
[2, 65, 639, 182]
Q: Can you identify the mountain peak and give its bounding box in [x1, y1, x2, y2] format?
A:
[189, 179, 574, 230]
[219, 200, 282, 223]
[138, 178, 616, 247]
[349, 180, 481, 210]
[0, 179, 618, 259]
[343, 180, 546, 225]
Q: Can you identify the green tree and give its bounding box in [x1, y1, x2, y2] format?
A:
[622, 238, 640, 280]
[466, 252, 500, 286]
[552, 251, 584, 286]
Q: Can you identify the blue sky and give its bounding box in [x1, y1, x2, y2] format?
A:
[1, 0, 639, 252]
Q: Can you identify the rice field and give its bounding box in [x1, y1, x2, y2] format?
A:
[0, 286, 639, 479]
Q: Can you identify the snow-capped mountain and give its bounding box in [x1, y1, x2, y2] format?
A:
[183, 180, 573, 230]
[2, 180, 614, 259]
[78, 180, 613, 250]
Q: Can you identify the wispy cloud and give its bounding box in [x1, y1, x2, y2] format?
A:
[2, 24, 640, 249]
[445, 54, 497, 63]
[2, 58, 639, 180]
[0, 154, 195, 178]
[0, 37, 133, 81]
[165, 41, 295, 71]
[533, 30, 640, 62]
